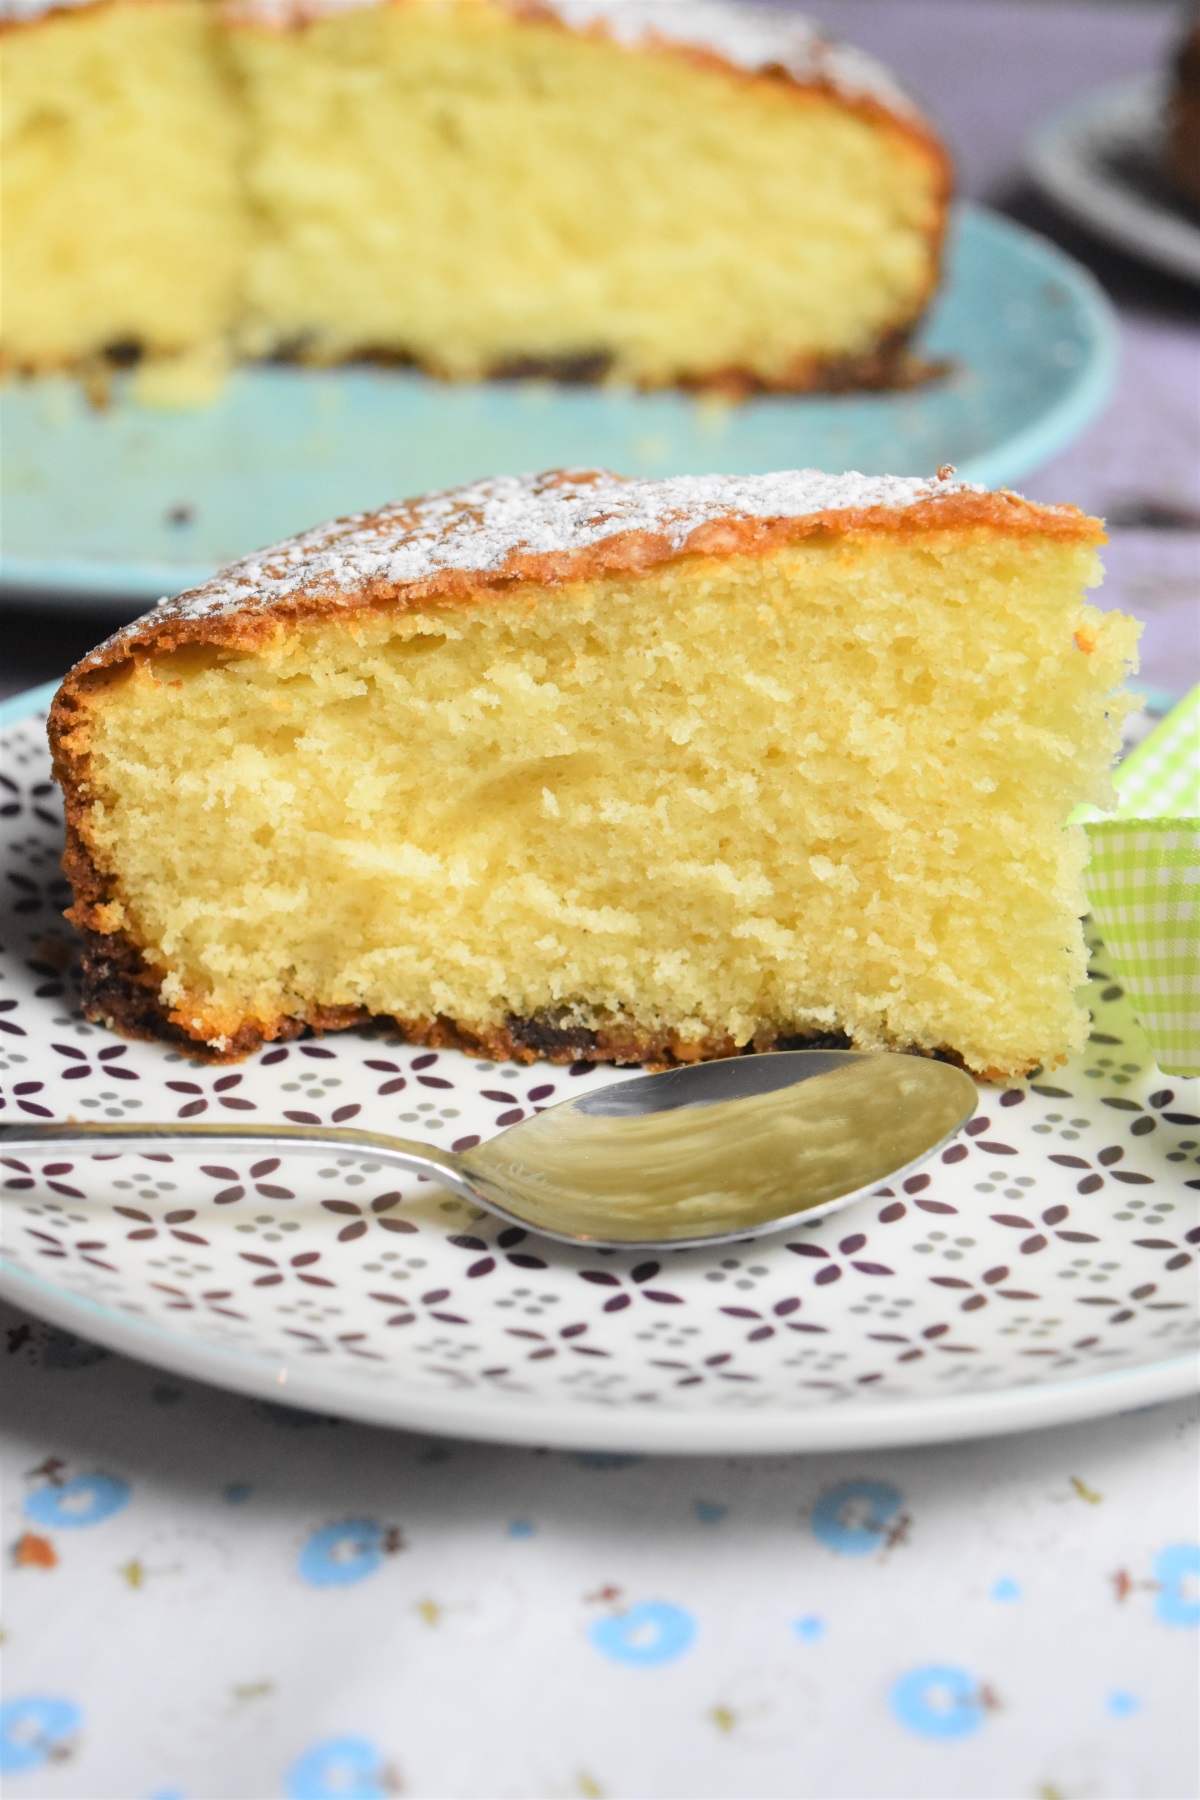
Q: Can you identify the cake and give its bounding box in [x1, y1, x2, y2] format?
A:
[1, 0, 951, 391]
[1166, 12, 1200, 213]
[0, 0, 248, 372]
[49, 467, 1140, 1081]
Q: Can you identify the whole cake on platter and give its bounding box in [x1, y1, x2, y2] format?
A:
[49, 467, 1139, 1081]
[1, 0, 951, 392]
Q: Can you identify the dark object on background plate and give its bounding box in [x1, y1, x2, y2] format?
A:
[1025, 67, 1200, 286]
[1166, 11, 1200, 210]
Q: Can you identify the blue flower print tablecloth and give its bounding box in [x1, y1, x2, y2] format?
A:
[0, 1299, 1196, 1800]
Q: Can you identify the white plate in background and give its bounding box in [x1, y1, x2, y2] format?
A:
[1028, 73, 1200, 285]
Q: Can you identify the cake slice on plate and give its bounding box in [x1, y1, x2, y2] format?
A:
[49, 468, 1138, 1080]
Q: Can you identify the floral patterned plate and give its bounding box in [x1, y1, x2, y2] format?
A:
[1, 684, 1197, 1452]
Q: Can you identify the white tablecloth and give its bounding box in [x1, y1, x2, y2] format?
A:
[2, 1301, 1197, 1799]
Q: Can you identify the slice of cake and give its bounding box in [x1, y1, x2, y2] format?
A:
[1, 0, 950, 390]
[50, 468, 1139, 1080]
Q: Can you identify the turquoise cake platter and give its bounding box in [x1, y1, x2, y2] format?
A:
[0, 204, 1118, 607]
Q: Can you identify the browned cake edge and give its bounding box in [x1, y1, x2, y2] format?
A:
[49, 483, 1105, 1082]
[276, 320, 945, 402]
[71, 922, 982, 1079]
[0, 316, 942, 397]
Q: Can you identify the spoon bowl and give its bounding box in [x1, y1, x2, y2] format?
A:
[0, 1050, 977, 1248]
[459, 1051, 977, 1242]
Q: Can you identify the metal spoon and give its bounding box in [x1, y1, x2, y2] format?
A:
[0, 1050, 976, 1249]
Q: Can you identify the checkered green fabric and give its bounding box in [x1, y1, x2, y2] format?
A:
[1083, 686, 1200, 1078]
[1111, 682, 1200, 819]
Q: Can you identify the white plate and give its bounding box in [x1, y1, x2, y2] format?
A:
[1027, 73, 1200, 286]
[1, 683, 1196, 1452]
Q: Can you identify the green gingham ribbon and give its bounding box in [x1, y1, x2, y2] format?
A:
[1083, 685, 1200, 1078]
[1108, 683, 1200, 821]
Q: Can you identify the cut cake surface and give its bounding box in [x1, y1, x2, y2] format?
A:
[50, 469, 1139, 1081]
[1, 0, 950, 389]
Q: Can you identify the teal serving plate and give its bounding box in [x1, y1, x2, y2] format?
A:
[0, 204, 1117, 606]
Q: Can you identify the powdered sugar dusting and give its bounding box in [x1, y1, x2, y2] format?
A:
[98, 468, 987, 649]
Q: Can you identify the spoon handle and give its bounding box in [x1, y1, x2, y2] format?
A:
[0, 1119, 478, 1205]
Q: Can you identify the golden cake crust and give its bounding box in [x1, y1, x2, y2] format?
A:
[54, 468, 1101, 674]
[49, 468, 1105, 1076]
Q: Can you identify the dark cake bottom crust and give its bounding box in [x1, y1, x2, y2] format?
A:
[76, 926, 973, 1076]
[356, 322, 948, 398]
[6, 321, 947, 400]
